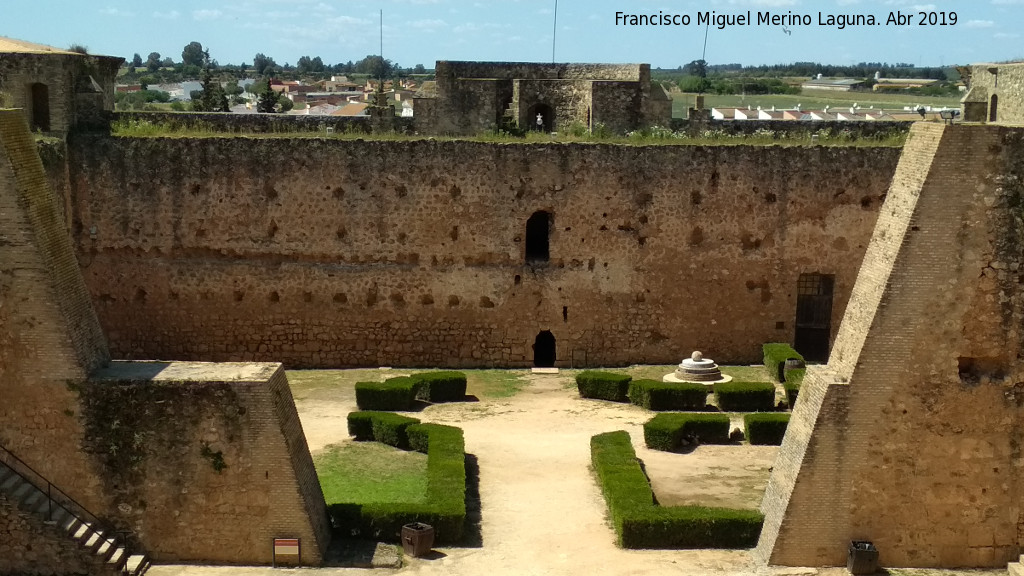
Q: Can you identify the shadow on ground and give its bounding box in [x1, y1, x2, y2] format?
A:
[462, 453, 483, 548]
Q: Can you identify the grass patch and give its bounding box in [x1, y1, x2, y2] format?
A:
[467, 370, 527, 399]
[287, 369, 383, 401]
[315, 442, 428, 506]
[110, 116, 903, 147]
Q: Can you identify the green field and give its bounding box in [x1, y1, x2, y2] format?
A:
[672, 89, 962, 118]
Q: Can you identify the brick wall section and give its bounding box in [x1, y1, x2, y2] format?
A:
[0, 110, 108, 510]
[759, 123, 1024, 568]
[66, 136, 899, 368]
[82, 361, 329, 565]
[0, 492, 120, 576]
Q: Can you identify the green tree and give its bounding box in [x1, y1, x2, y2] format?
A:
[685, 59, 707, 78]
[182, 41, 205, 67]
[258, 79, 278, 113]
[131, 53, 143, 69]
[253, 53, 276, 76]
[146, 52, 162, 72]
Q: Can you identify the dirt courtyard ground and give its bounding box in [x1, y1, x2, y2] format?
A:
[147, 367, 1008, 576]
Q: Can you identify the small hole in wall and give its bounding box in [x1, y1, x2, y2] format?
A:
[265, 471, 269, 480]
[911, 226, 920, 232]
[333, 293, 347, 304]
[514, 275, 521, 286]
[269, 291, 280, 303]
[134, 288, 147, 302]
[234, 290, 245, 302]
[562, 306, 568, 322]
[776, 321, 785, 330]
[303, 292, 313, 303]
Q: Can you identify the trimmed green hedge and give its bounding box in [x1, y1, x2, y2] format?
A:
[414, 371, 467, 403]
[355, 377, 419, 411]
[714, 382, 777, 413]
[332, 419, 466, 544]
[762, 343, 804, 383]
[347, 411, 420, 448]
[591, 431, 763, 549]
[577, 371, 632, 402]
[783, 368, 805, 408]
[744, 413, 791, 445]
[629, 380, 709, 411]
[643, 413, 731, 451]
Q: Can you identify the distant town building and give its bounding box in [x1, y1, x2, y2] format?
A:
[413, 61, 672, 135]
[801, 77, 865, 92]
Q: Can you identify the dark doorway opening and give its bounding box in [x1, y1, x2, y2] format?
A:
[30, 83, 50, 132]
[533, 331, 556, 367]
[527, 103, 554, 132]
[794, 273, 834, 362]
[990, 95, 999, 123]
[525, 211, 551, 263]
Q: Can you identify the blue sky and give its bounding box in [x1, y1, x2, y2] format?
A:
[4, 1, 1022, 69]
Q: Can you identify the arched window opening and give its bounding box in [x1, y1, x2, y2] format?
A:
[525, 211, 551, 264]
[990, 94, 999, 123]
[527, 103, 554, 132]
[533, 331, 556, 368]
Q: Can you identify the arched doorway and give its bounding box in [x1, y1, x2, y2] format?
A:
[527, 103, 554, 132]
[533, 331, 556, 367]
[525, 211, 551, 263]
[990, 94, 999, 123]
[30, 83, 50, 132]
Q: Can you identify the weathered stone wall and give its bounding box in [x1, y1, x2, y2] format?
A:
[591, 81, 644, 134]
[0, 110, 109, 513]
[81, 361, 329, 565]
[0, 53, 120, 135]
[66, 135, 899, 368]
[0, 492, 120, 576]
[435, 61, 644, 85]
[1, 110, 329, 566]
[758, 123, 1024, 568]
[418, 61, 666, 135]
[962, 63, 1024, 125]
[513, 79, 592, 132]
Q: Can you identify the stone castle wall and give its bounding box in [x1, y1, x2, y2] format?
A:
[65, 135, 899, 368]
[963, 63, 1024, 125]
[758, 123, 1024, 568]
[1, 110, 329, 565]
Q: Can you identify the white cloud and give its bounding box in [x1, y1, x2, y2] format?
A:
[965, 19, 995, 27]
[153, 10, 180, 19]
[193, 9, 223, 21]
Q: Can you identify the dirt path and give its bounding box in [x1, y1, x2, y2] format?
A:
[147, 369, 1005, 576]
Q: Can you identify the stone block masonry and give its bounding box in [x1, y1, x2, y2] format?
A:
[758, 123, 1024, 568]
[1, 109, 330, 566]
[65, 135, 899, 368]
[82, 361, 330, 564]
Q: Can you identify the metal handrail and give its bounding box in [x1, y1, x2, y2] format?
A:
[0, 441, 136, 574]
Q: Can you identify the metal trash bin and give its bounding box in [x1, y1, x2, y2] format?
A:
[401, 522, 434, 558]
[847, 540, 879, 575]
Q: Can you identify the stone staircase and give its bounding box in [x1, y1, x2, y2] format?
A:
[1009, 555, 1024, 576]
[0, 460, 149, 575]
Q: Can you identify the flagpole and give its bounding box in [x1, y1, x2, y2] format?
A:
[552, 0, 558, 63]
